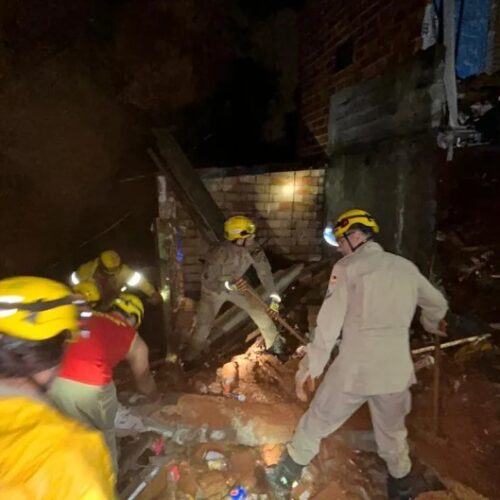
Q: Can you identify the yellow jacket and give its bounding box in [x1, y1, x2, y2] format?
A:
[76, 259, 155, 297]
[0, 393, 115, 499]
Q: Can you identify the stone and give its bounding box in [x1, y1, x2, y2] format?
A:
[229, 447, 257, 476]
[260, 444, 285, 466]
[197, 471, 229, 498]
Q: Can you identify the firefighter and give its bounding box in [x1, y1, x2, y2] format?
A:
[49, 292, 158, 473]
[70, 250, 162, 307]
[184, 215, 283, 362]
[267, 209, 448, 500]
[0, 276, 115, 498]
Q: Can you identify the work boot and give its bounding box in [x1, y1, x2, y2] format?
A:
[268, 335, 288, 362]
[265, 452, 304, 499]
[388, 468, 446, 500]
[387, 473, 419, 500]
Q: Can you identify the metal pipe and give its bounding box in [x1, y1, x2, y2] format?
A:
[412, 334, 492, 355]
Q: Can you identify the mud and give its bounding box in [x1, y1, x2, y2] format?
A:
[116, 339, 500, 499]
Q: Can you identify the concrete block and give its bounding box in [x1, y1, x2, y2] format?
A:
[308, 186, 321, 196]
[269, 245, 292, 255]
[223, 193, 243, 202]
[267, 219, 290, 229]
[238, 175, 256, 184]
[210, 193, 226, 203]
[270, 193, 287, 202]
[270, 174, 297, 186]
[256, 174, 271, 184]
[296, 170, 313, 178]
[293, 219, 320, 229]
[269, 185, 285, 194]
[292, 244, 321, 255]
[272, 237, 296, 247]
[220, 205, 237, 215]
[276, 210, 294, 220]
[255, 196, 274, 207]
[255, 184, 270, 194]
[295, 229, 319, 240]
[222, 178, 237, 191]
[299, 211, 321, 221]
[270, 228, 294, 238]
[277, 201, 293, 211]
[234, 185, 254, 197]
[205, 179, 223, 190]
[254, 202, 275, 212]
[270, 171, 294, 181]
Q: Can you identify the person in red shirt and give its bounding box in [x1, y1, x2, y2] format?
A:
[49, 289, 158, 473]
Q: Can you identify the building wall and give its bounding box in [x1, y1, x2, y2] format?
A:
[171, 168, 326, 296]
[299, 0, 427, 159]
[325, 48, 445, 270]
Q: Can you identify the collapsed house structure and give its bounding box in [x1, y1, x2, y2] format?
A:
[110, 1, 500, 498]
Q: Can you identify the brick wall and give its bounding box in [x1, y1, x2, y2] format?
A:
[299, 0, 427, 158]
[170, 168, 326, 296]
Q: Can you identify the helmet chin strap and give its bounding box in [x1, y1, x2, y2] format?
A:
[345, 232, 373, 253]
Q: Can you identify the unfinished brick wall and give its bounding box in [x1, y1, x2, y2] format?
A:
[171, 168, 326, 296]
[299, 0, 427, 158]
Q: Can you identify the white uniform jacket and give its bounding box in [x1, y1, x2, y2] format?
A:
[305, 242, 448, 395]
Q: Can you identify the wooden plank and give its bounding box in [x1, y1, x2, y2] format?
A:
[151, 129, 225, 242]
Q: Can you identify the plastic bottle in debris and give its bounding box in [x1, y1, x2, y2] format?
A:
[166, 464, 181, 500]
[204, 450, 228, 471]
[227, 485, 247, 499]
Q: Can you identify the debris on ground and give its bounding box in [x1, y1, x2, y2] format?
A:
[112, 233, 500, 500]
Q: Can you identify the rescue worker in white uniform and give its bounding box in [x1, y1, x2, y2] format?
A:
[267, 209, 448, 500]
[184, 215, 283, 363]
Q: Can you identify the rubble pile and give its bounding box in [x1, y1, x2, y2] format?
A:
[438, 146, 500, 324]
[456, 72, 500, 146]
[115, 334, 500, 499]
[116, 343, 395, 499]
[114, 248, 500, 498]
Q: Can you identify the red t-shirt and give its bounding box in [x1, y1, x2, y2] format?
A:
[58, 312, 136, 386]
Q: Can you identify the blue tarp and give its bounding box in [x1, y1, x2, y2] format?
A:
[434, 0, 492, 78]
[455, 0, 492, 78]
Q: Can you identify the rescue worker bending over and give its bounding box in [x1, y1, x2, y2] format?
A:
[70, 249, 162, 307]
[267, 209, 448, 500]
[185, 215, 283, 362]
[49, 288, 158, 473]
[0, 276, 115, 498]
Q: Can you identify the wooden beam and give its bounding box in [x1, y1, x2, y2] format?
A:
[151, 129, 225, 242]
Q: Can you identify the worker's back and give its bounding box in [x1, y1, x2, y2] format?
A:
[0, 390, 115, 498]
[342, 242, 421, 334]
[58, 312, 136, 386]
[330, 241, 445, 395]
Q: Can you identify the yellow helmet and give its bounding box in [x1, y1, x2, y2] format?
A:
[0, 276, 80, 341]
[111, 293, 144, 327]
[333, 209, 380, 239]
[224, 215, 256, 241]
[99, 250, 121, 273]
[73, 281, 101, 305]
